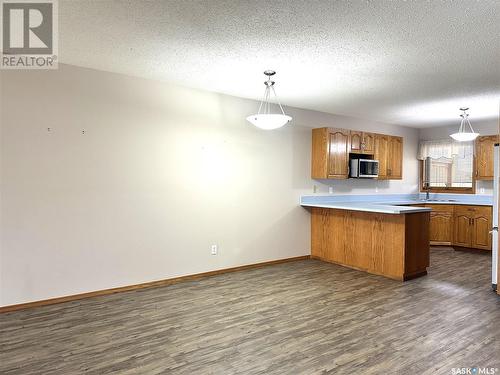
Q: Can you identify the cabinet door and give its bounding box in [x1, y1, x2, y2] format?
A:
[387, 136, 403, 179]
[362, 133, 375, 154]
[429, 212, 453, 245]
[327, 129, 350, 178]
[374, 134, 389, 179]
[350, 131, 363, 153]
[471, 213, 492, 250]
[475, 135, 497, 180]
[453, 213, 472, 247]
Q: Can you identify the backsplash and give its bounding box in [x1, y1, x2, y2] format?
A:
[417, 192, 493, 205]
[301, 193, 493, 205]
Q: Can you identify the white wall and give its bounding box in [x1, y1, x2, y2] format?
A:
[0, 64, 419, 306]
[419, 119, 499, 195]
[419, 119, 498, 141]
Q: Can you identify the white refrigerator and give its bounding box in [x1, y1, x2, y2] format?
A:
[492, 144, 499, 291]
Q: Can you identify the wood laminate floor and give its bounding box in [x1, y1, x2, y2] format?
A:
[1, 248, 499, 375]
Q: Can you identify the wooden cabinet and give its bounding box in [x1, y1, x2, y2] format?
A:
[374, 134, 389, 179]
[453, 210, 472, 247]
[350, 131, 375, 154]
[387, 136, 403, 179]
[311, 208, 429, 281]
[363, 133, 375, 154]
[419, 204, 492, 250]
[471, 208, 492, 250]
[312, 128, 402, 180]
[427, 205, 454, 245]
[475, 135, 497, 180]
[311, 127, 350, 179]
[452, 205, 492, 250]
[350, 131, 362, 152]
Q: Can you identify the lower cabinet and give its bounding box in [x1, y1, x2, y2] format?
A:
[426, 204, 492, 250]
[472, 215, 492, 249]
[453, 210, 473, 247]
[453, 206, 492, 250]
[428, 205, 454, 245]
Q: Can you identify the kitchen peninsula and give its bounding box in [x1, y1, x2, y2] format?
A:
[302, 195, 431, 281]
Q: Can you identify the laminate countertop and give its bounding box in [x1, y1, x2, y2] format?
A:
[300, 201, 431, 214]
[300, 194, 493, 215]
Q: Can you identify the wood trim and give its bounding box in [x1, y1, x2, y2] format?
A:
[0, 255, 310, 313]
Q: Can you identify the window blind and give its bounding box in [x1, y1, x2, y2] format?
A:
[418, 139, 473, 188]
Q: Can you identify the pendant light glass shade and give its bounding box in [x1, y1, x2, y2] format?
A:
[247, 70, 292, 130]
[450, 108, 479, 142]
[246, 114, 293, 130]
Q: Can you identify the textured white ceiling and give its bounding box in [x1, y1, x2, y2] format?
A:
[59, 0, 500, 128]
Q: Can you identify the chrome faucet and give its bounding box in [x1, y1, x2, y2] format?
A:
[423, 157, 431, 201]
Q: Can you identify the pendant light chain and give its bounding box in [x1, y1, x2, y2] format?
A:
[256, 71, 287, 116]
[271, 85, 287, 116]
[460, 109, 477, 134]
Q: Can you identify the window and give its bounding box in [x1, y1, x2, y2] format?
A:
[418, 139, 474, 192]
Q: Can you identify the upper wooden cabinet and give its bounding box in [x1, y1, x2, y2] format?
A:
[363, 133, 375, 154]
[350, 131, 362, 152]
[311, 127, 350, 179]
[475, 135, 498, 180]
[387, 136, 403, 179]
[374, 134, 389, 179]
[312, 128, 403, 180]
[350, 131, 375, 154]
[373, 134, 403, 179]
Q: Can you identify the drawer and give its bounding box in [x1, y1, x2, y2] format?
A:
[430, 211, 452, 218]
[454, 205, 492, 216]
[425, 204, 454, 213]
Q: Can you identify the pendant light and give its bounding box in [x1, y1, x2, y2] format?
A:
[450, 107, 479, 142]
[246, 70, 292, 130]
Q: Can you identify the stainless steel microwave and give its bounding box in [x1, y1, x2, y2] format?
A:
[349, 159, 379, 178]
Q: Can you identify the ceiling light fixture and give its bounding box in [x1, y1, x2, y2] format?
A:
[246, 70, 292, 130]
[450, 107, 479, 142]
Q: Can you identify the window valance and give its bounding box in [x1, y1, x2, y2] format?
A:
[417, 139, 473, 162]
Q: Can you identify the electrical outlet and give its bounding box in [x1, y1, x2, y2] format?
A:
[328, 186, 334, 194]
[480, 187, 485, 194]
[211, 244, 218, 255]
[375, 186, 379, 193]
[313, 185, 318, 193]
